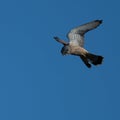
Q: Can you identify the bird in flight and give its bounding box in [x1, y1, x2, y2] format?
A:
[54, 20, 104, 68]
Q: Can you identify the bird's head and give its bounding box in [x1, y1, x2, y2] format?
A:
[61, 45, 70, 55]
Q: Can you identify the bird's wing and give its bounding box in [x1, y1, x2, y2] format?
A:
[54, 37, 68, 45]
[69, 20, 102, 36]
[67, 20, 102, 47]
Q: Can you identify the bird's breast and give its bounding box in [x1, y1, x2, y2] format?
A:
[69, 45, 88, 56]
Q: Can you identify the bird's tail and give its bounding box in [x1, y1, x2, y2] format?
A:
[86, 53, 103, 65]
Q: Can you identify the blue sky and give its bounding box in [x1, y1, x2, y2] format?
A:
[0, 0, 120, 120]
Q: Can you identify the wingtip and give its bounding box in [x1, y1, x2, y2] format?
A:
[95, 20, 103, 24]
[99, 20, 103, 24]
[53, 36, 58, 40]
[53, 36, 68, 45]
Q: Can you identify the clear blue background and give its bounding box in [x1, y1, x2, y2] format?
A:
[0, 0, 120, 120]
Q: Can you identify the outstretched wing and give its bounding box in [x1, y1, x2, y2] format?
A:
[67, 20, 102, 47]
[54, 37, 68, 45]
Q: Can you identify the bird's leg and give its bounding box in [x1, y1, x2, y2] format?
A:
[54, 36, 68, 45]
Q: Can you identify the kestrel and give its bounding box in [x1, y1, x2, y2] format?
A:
[54, 20, 104, 68]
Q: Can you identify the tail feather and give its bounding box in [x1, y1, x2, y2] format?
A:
[86, 53, 103, 66]
[80, 55, 91, 68]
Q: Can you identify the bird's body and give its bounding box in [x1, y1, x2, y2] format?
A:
[67, 44, 88, 56]
[68, 32, 84, 47]
[54, 20, 104, 68]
